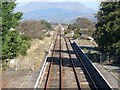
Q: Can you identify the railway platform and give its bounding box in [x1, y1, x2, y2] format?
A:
[93, 63, 120, 89]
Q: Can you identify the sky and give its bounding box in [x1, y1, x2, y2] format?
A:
[17, 0, 100, 2]
[16, 0, 100, 10]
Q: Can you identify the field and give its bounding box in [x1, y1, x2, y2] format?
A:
[1, 36, 53, 88]
[8, 36, 53, 70]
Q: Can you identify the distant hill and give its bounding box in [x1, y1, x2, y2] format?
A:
[15, 2, 97, 23]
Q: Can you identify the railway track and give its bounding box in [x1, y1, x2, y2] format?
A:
[44, 34, 59, 89]
[37, 29, 62, 89]
[63, 36, 97, 89]
[34, 26, 112, 90]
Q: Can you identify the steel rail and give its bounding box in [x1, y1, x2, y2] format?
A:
[34, 35, 55, 89]
[64, 36, 81, 90]
[44, 34, 58, 90]
[67, 37, 97, 89]
[59, 32, 62, 90]
[73, 40, 112, 89]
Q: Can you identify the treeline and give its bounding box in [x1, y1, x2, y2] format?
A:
[1, 2, 30, 60]
[93, 2, 120, 63]
[17, 20, 52, 39]
[1, 1, 53, 62]
[68, 17, 95, 30]
[0, 1, 30, 62]
[65, 17, 95, 39]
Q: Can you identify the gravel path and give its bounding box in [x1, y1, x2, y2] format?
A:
[1, 37, 53, 89]
[93, 63, 120, 89]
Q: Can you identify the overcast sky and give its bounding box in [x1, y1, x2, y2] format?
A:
[16, 0, 100, 10]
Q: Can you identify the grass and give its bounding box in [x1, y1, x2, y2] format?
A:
[0, 36, 2, 70]
[8, 36, 53, 70]
[0, 36, 1, 55]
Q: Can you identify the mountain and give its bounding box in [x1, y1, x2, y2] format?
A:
[15, 2, 97, 23]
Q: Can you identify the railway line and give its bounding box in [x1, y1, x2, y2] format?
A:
[34, 25, 112, 89]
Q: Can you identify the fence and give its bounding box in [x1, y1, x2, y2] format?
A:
[86, 53, 111, 63]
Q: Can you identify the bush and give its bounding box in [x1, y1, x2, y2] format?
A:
[73, 34, 79, 39]
[2, 30, 30, 59]
[17, 20, 53, 39]
[20, 34, 32, 41]
[2, 61, 8, 70]
[19, 40, 30, 56]
[64, 31, 68, 35]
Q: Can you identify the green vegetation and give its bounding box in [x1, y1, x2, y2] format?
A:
[75, 17, 95, 29]
[0, 36, 1, 59]
[1, 1, 30, 63]
[93, 2, 120, 63]
[68, 17, 95, 30]
[73, 33, 79, 39]
[68, 24, 76, 30]
[67, 17, 95, 38]
[40, 20, 53, 30]
[64, 31, 68, 35]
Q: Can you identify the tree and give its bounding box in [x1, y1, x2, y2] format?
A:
[17, 20, 53, 39]
[1, 1, 30, 60]
[1, 1, 22, 34]
[40, 20, 53, 30]
[93, 1, 120, 63]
